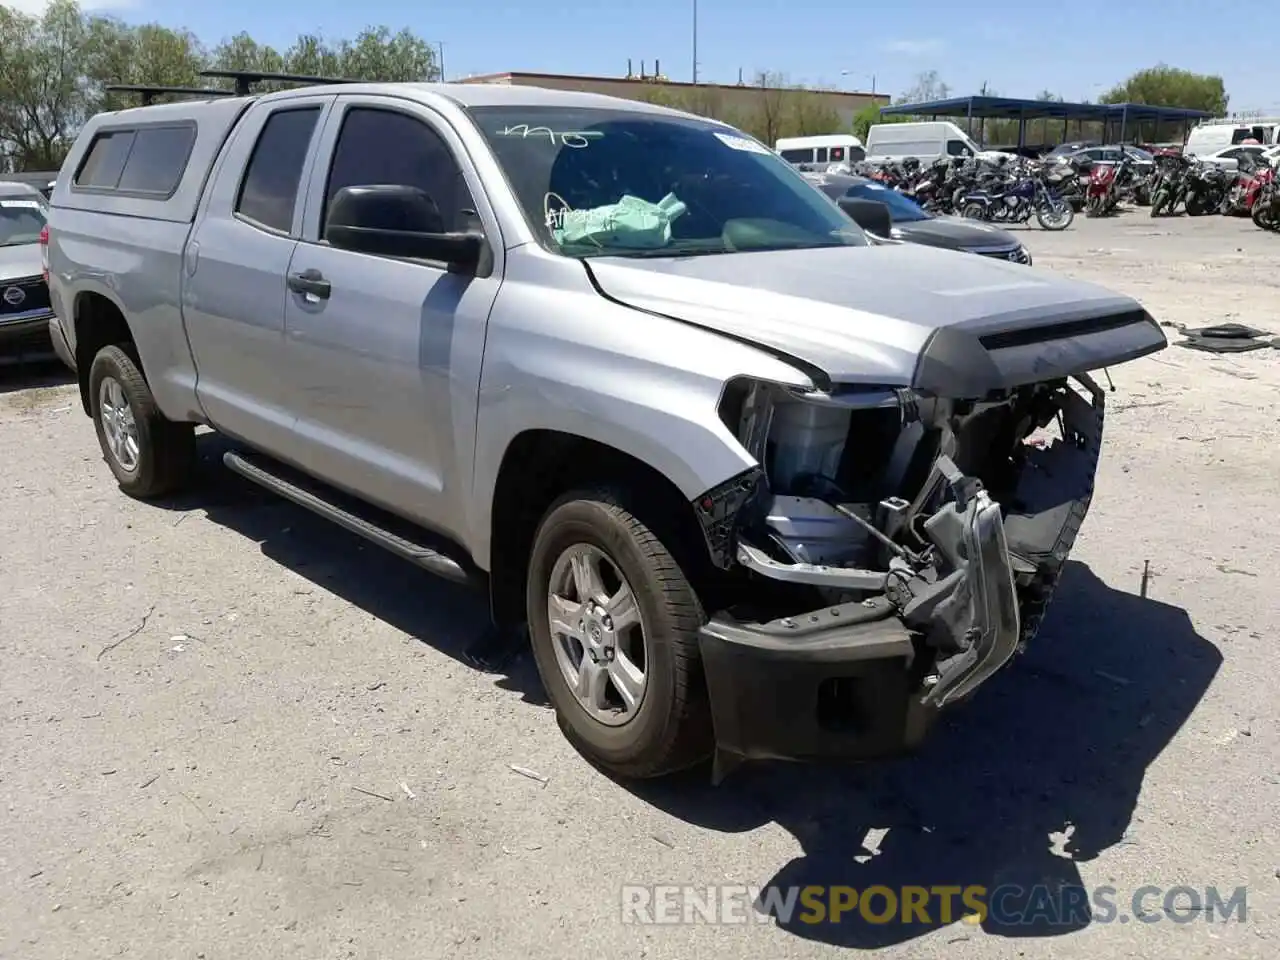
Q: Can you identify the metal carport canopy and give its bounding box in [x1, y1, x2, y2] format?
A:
[877, 96, 1211, 147]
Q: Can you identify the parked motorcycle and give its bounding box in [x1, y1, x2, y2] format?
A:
[1149, 152, 1191, 217]
[1222, 153, 1268, 216]
[1183, 159, 1231, 215]
[1083, 157, 1135, 217]
[957, 171, 1074, 230]
[1250, 165, 1279, 230]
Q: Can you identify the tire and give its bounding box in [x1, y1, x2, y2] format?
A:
[89, 345, 196, 499]
[1035, 199, 1073, 230]
[526, 489, 712, 778]
[960, 202, 986, 220]
[1150, 190, 1167, 217]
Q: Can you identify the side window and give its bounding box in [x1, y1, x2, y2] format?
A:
[322, 107, 477, 235]
[75, 130, 136, 189]
[1219, 147, 1240, 160]
[830, 147, 845, 162]
[945, 140, 970, 157]
[116, 125, 195, 195]
[815, 147, 829, 163]
[235, 107, 322, 233]
[779, 149, 811, 163]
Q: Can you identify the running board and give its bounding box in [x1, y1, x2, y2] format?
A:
[222, 451, 477, 587]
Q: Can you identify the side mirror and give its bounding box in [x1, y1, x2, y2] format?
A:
[839, 197, 893, 236]
[325, 184, 484, 271]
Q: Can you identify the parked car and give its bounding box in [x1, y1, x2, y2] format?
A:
[1187, 143, 1270, 172]
[47, 81, 1167, 780]
[801, 171, 1032, 263]
[0, 181, 55, 362]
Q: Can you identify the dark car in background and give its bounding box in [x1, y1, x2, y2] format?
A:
[803, 172, 1032, 264]
[0, 181, 55, 363]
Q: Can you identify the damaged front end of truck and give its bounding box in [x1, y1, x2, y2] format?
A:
[692, 324, 1152, 781]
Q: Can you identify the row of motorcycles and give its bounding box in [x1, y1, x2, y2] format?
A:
[1146, 151, 1279, 230]
[857, 155, 1077, 229]
[849, 150, 1280, 232]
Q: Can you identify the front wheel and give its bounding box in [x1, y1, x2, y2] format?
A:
[89, 345, 196, 499]
[1035, 199, 1074, 230]
[526, 490, 713, 778]
[960, 201, 986, 220]
[1150, 190, 1168, 217]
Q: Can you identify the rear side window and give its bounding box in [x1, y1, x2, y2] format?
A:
[780, 148, 812, 163]
[116, 125, 196, 195]
[830, 147, 845, 161]
[235, 107, 322, 233]
[75, 130, 136, 189]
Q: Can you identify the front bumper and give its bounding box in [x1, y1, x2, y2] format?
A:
[699, 475, 1022, 774]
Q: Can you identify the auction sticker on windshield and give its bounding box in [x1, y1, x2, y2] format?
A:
[714, 132, 772, 155]
[0, 199, 41, 209]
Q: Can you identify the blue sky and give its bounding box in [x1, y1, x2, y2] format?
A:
[28, 0, 1280, 112]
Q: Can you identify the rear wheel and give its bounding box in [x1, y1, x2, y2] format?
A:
[1150, 190, 1168, 216]
[960, 202, 986, 220]
[89, 345, 195, 499]
[526, 489, 713, 778]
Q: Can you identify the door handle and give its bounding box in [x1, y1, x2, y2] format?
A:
[287, 268, 331, 299]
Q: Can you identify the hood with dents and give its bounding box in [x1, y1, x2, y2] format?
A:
[585, 243, 1166, 396]
[0, 241, 42, 282]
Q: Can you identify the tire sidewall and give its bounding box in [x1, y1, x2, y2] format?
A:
[89, 348, 159, 495]
[526, 497, 687, 768]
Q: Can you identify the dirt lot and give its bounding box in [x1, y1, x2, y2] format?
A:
[2, 211, 1277, 960]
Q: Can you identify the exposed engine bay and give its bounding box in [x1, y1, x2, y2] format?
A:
[705, 372, 1105, 708]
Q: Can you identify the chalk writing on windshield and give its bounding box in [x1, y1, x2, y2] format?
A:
[496, 124, 602, 148]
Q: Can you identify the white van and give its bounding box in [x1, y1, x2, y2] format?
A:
[864, 121, 997, 164]
[775, 134, 865, 167]
[1185, 119, 1280, 154]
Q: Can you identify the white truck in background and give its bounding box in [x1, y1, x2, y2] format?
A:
[865, 121, 1006, 165]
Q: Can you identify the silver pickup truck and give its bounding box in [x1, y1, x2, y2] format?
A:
[46, 81, 1166, 781]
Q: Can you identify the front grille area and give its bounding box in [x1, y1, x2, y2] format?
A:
[976, 246, 1029, 265]
[0, 275, 52, 317]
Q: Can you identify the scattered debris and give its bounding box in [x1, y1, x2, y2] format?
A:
[1172, 322, 1274, 354]
[138, 774, 159, 789]
[351, 786, 395, 802]
[509, 764, 549, 787]
[97, 605, 156, 660]
[651, 833, 674, 849]
[1140, 559, 1151, 598]
[367, 680, 386, 691]
[328, 756, 347, 766]
[29, 870, 42, 879]
[1094, 670, 1131, 687]
[101, 769, 117, 776]
[400, 781, 416, 800]
[1215, 564, 1258, 578]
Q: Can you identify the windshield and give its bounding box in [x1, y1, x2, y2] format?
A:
[844, 182, 930, 223]
[1125, 147, 1154, 162]
[0, 195, 46, 247]
[467, 106, 867, 258]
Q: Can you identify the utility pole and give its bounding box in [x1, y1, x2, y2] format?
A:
[435, 41, 446, 82]
[692, 0, 698, 84]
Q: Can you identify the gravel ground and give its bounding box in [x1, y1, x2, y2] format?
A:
[2, 210, 1277, 960]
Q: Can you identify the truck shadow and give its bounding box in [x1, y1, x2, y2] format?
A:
[160, 432, 549, 704]
[163, 438, 1218, 949]
[0, 356, 74, 394]
[627, 560, 1221, 948]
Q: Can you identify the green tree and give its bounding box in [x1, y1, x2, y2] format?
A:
[853, 102, 909, 139]
[0, 0, 99, 169]
[1100, 65, 1228, 115]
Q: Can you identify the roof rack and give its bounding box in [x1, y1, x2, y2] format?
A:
[199, 69, 360, 97]
[104, 84, 235, 106]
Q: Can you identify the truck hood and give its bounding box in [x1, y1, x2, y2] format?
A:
[0, 242, 41, 282]
[585, 243, 1166, 397]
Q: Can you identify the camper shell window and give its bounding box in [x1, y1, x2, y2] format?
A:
[73, 122, 197, 198]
